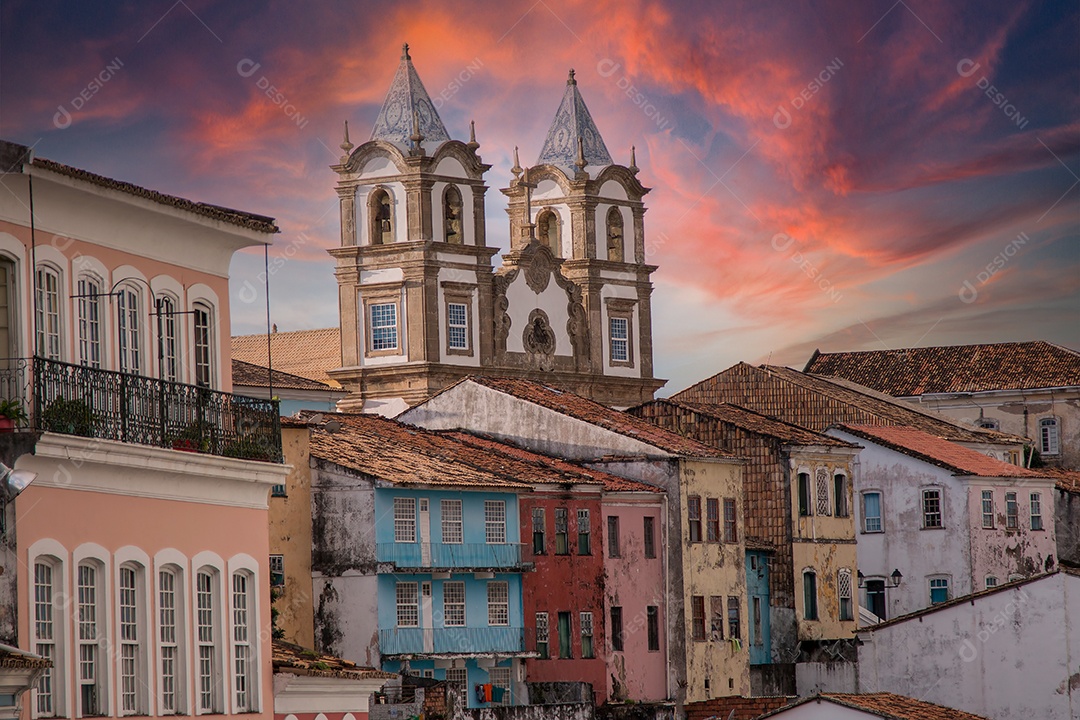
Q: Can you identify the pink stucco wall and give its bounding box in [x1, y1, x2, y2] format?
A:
[966, 483, 1057, 586]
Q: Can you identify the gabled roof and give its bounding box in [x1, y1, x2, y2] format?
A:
[674, 362, 1024, 445]
[536, 70, 613, 173]
[633, 398, 857, 448]
[231, 359, 336, 392]
[760, 692, 989, 720]
[835, 424, 1051, 479]
[1042, 466, 1080, 494]
[370, 44, 451, 149]
[0, 140, 278, 234]
[457, 376, 733, 458]
[231, 328, 341, 386]
[272, 640, 395, 681]
[805, 341, 1080, 395]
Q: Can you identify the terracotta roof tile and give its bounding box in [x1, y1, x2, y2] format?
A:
[272, 639, 395, 680]
[634, 399, 857, 447]
[805, 341, 1080, 395]
[232, 359, 336, 391]
[837, 424, 1051, 478]
[1037, 466, 1080, 494]
[232, 328, 341, 386]
[764, 693, 990, 720]
[685, 696, 795, 720]
[461, 376, 733, 458]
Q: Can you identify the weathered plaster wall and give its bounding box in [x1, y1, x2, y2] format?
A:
[965, 481, 1057, 585]
[1056, 489, 1080, 567]
[857, 572, 1079, 720]
[272, 426, 315, 648]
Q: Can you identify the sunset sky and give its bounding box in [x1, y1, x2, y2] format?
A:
[2, 0, 1077, 393]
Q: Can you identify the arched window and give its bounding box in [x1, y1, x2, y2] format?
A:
[606, 207, 624, 262]
[231, 571, 256, 711]
[193, 302, 213, 388]
[76, 561, 106, 716]
[158, 565, 186, 715]
[1040, 417, 1060, 455]
[118, 563, 148, 716]
[195, 568, 222, 714]
[158, 296, 179, 382]
[443, 185, 464, 244]
[370, 189, 393, 245]
[0, 256, 15, 361]
[77, 274, 103, 368]
[803, 570, 818, 620]
[536, 209, 560, 256]
[117, 284, 142, 374]
[32, 556, 64, 718]
[35, 265, 62, 360]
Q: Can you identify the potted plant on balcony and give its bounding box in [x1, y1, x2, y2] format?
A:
[40, 398, 94, 437]
[221, 435, 278, 462]
[171, 422, 210, 453]
[0, 400, 28, 433]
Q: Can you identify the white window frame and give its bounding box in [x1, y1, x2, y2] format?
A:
[446, 667, 468, 696]
[1030, 492, 1043, 530]
[396, 582, 419, 627]
[929, 576, 950, 604]
[862, 491, 883, 533]
[815, 468, 831, 516]
[1005, 491, 1018, 530]
[269, 555, 285, 587]
[443, 582, 465, 627]
[195, 568, 223, 715]
[441, 499, 463, 544]
[838, 569, 853, 621]
[35, 265, 63, 360]
[1040, 417, 1060, 456]
[117, 563, 148, 716]
[489, 666, 511, 705]
[447, 302, 468, 351]
[394, 497, 417, 543]
[158, 295, 180, 382]
[77, 560, 107, 717]
[117, 284, 143, 375]
[580, 611, 594, 658]
[370, 302, 399, 352]
[922, 488, 943, 529]
[231, 572, 254, 712]
[157, 565, 186, 716]
[609, 316, 629, 363]
[31, 554, 66, 720]
[487, 581, 509, 626]
[485, 500, 506, 544]
[193, 302, 214, 388]
[535, 612, 549, 658]
[981, 490, 995, 528]
[77, 275, 103, 368]
[985, 576, 998, 589]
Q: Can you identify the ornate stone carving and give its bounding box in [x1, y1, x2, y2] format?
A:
[492, 273, 514, 353]
[524, 244, 555, 293]
[536, 69, 613, 171]
[523, 309, 556, 357]
[567, 296, 590, 363]
[370, 45, 450, 147]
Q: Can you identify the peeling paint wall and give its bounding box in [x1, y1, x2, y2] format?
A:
[272, 425, 316, 648]
[1055, 489, 1080, 566]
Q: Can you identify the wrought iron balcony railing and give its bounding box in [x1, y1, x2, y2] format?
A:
[376, 542, 525, 569]
[378, 626, 526, 656]
[0, 356, 281, 463]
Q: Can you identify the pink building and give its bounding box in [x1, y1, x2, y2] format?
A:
[0, 140, 289, 720]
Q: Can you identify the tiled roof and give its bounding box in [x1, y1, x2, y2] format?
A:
[272, 640, 395, 681]
[674, 362, 1024, 445]
[805, 341, 1080, 395]
[634, 399, 857, 447]
[685, 695, 795, 720]
[460, 376, 733, 458]
[536, 71, 613, 172]
[1042, 466, 1080, 494]
[442, 431, 663, 494]
[231, 328, 341, 386]
[232, 359, 336, 391]
[307, 413, 532, 490]
[762, 693, 989, 720]
[837, 424, 1051, 479]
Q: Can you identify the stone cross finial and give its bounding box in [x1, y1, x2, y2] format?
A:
[511, 146, 523, 178]
[467, 120, 480, 151]
[402, 43, 410, 60]
[340, 120, 354, 154]
[629, 145, 638, 174]
[567, 68, 576, 85]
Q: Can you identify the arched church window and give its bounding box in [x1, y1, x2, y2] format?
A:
[536, 209, 560, 256]
[606, 207, 624, 262]
[370, 189, 393, 245]
[444, 185, 464, 244]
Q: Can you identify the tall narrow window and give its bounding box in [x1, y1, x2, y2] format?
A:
[580, 612, 594, 658]
[687, 496, 702, 542]
[77, 276, 102, 368]
[158, 296, 179, 381]
[609, 317, 629, 363]
[371, 189, 393, 245]
[1040, 417, 1060, 455]
[35, 266, 62, 360]
[610, 606, 624, 651]
[922, 489, 943, 529]
[982, 490, 995, 528]
[555, 508, 569, 555]
[929, 577, 950, 604]
[269, 556, 285, 588]
[119, 566, 144, 715]
[1005, 492, 1018, 529]
[727, 596, 741, 640]
[532, 507, 546, 555]
[706, 498, 720, 542]
[691, 596, 706, 641]
[193, 303, 213, 387]
[117, 285, 142, 374]
[394, 498, 416, 543]
[577, 509, 591, 554]
[798, 473, 811, 516]
[1030, 492, 1043, 530]
[446, 667, 468, 696]
[537, 209, 559, 256]
[643, 516, 656, 558]
[490, 667, 511, 705]
[803, 571, 818, 621]
[607, 515, 620, 558]
[443, 582, 465, 627]
[815, 468, 831, 516]
[77, 563, 103, 716]
[369, 302, 399, 351]
[834, 474, 849, 517]
[838, 569, 853, 621]
[34, 561, 58, 718]
[863, 491, 882, 532]
[159, 568, 182, 715]
[232, 573, 254, 712]
[196, 570, 220, 713]
[396, 582, 419, 627]
[709, 596, 724, 640]
[447, 302, 469, 350]
[723, 498, 738, 543]
[443, 185, 463, 243]
[535, 612, 549, 659]
[646, 606, 659, 651]
[487, 582, 509, 626]
[606, 207, 624, 262]
[441, 500, 463, 544]
[486, 500, 507, 544]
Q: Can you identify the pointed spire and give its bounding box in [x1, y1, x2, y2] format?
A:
[340, 120, 354, 155]
[629, 145, 638, 174]
[537, 71, 612, 172]
[370, 44, 450, 148]
[511, 146, 522, 179]
[467, 120, 479, 151]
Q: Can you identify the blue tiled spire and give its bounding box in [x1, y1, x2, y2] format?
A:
[536, 69, 612, 173]
[370, 44, 451, 149]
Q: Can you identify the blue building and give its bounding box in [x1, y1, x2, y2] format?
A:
[746, 547, 772, 665]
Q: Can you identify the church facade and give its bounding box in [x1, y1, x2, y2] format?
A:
[327, 45, 664, 415]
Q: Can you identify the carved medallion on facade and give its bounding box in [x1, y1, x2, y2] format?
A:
[523, 309, 556, 357]
[524, 244, 555, 294]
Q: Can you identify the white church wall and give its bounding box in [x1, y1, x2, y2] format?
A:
[503, 272, 573, 356]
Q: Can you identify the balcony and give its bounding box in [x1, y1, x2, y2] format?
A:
[376, 542, 526, 570]
[378, 626, 526, 657]
[0, 357, 281, 462]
